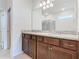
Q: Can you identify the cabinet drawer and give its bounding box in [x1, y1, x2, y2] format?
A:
[32, 36, 36, 39]
[24, 34, 31, 39]
[44, 37, 59, 46]
[61, 40, 77, 50]
[37, 36, 43, 42]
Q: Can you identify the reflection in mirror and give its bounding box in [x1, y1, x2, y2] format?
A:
[32, 0, 77, 34]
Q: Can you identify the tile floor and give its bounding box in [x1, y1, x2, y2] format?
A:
[0, 49, 11, 59]
[0, 49, 32, 59]
[14, 53, 32, 59]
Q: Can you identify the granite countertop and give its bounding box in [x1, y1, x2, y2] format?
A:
[22, 30, 79, 41]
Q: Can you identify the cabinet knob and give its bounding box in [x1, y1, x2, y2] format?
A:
[48, 47, 53, 50]
[50, 48, 53, 50]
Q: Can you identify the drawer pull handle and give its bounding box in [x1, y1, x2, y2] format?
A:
[50, 48, 53, 50]
[48, 47, 53, 50]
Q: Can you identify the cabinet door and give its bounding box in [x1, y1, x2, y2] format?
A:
[29, 39, 33, 57]
[37, 41, 49, 59]
[22, 38, 29, 54]
[50, 46, 77, 59]
[32, 36, 37, 59]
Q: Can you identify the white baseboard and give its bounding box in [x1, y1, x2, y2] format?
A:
[12, 51, 23, 58]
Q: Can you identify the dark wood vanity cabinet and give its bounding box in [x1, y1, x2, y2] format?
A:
[22, 34, 29, 54]
[37, 37, 77, 59]
[22, 34, 37, 59]
[22, 34, 35, 57]
[50, 46, 77, 59]
[37, 40, 49, 59]
[28, 38, 33, 57]
[22, 33, 78, 59]
[31, 36, 37, 59]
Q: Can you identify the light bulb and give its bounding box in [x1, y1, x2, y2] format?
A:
[42, 1, 46, 5]
[40, 3, 43, 7]
[50, 3, 53, 7]
[46, 5, 50, 8]
[47, 0, 50, 4]
[43, 6, 46, 10]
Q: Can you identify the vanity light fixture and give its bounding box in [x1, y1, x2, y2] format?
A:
[47, 0, 50, 4]
[46, 5, 50, 8]
[40, 3, 42, 7]
[50, 3, 53, 7]
[43, 6, 47, 10]
[40, 0, 55, 10]
[42, 1, 46, 5]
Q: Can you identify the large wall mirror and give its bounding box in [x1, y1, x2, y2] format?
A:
[32, 0, 77, 34]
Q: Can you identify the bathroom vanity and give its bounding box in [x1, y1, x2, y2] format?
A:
[22, 0, 78, 58]
[22, 31, 79, 59]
